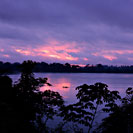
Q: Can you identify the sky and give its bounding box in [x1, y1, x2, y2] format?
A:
[0, 0, 133, 65]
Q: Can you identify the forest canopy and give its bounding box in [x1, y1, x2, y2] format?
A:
[0, 61, 133, 74]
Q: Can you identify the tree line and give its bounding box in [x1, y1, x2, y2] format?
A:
[0, 61, 133, 74]
[0, 60, 132, 133]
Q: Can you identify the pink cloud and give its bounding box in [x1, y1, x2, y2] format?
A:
[15, 49, 32, 56]
[49, 54, 61, 59]
[103, 55, 117, 61]
[128, 57, 133, 61]
[92, 53, 99, 56]
[92, 49, 133, 61]
[13, 39, 80, 61]
[102, 50, 133, 55]
[83, 57, 88, 61]
[3, 54, 10, 58]
[66, 56, 78, 61]
[0, 49, 4, 52]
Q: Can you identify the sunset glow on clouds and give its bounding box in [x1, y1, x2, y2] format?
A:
[0, 0, 133, 65]
[103, 55, 117, 61]
[92, 49, 133, 61]
[13, 40, 80, 62]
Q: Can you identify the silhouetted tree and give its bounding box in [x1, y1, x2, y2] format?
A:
[95, 87, 133, 133]
[0, 76, 12, 101]
[60, 83, 121, 133]
[0, 60, 133, 73]
[13, 60, 64, 132]
[0, 76, 22, 132]
[1, 60, 133, 132]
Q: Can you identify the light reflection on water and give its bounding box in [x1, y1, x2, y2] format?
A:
[9, 73, 133, 103]
[36, 73, 133, 103]
[9, 73, 133, 132]
[40, 78, 71, 99]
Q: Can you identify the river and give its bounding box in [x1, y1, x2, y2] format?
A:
[8, 73, 133, 132]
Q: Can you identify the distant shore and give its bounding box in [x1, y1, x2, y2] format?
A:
[0, 61, 133, 74]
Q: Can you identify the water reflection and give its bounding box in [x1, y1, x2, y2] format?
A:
[38, 73, 133, 101]
[40, 78, 71, 99]
[8, 73, 133, 132]
[9, 73, 133, 103]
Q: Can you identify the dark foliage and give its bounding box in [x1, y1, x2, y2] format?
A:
[0, 76, 17, 133]
[0, 60, 132, 133]
[95, 87, 133, 133]
[0, 60, 64, 133]
[60, 83, 121, 133]
[0, 61, 133, 74]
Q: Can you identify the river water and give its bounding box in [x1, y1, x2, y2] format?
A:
[9, 73, 133, 132]
[9, 73, 133, 102]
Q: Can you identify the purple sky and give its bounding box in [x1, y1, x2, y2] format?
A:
[0, 0, 133, 65]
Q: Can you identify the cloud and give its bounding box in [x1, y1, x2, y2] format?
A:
[13, 39, 79, 62]
[0, 0, 133, 65]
